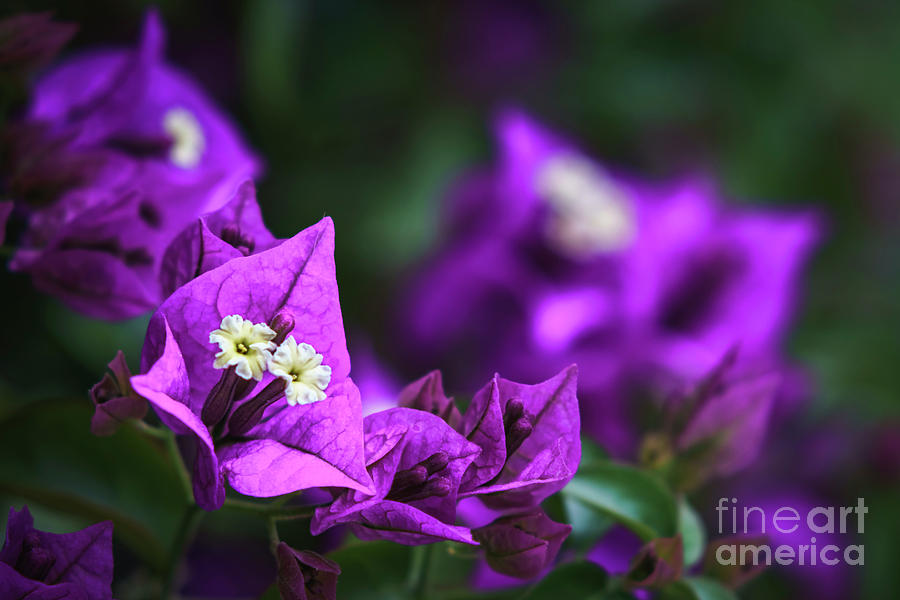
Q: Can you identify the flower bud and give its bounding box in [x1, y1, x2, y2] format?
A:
[624, 535, 683, 590]
[276, 542, 340, 600]
[90, 351, 147, 436]
[472, 509, 571, 579]
[270, 311, 296, 346]
[226, 378, 286, 437]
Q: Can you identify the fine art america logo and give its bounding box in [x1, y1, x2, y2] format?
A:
[714, 497, 866, 567]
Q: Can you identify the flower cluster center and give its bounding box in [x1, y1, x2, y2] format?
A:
[209, 314, 332, 409]
[163, 107, 205, 168]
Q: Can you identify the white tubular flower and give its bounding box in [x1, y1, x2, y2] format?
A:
[268, 337, 332, 406]
[209, 315, 277, 381]
[536, 153, 636, 257]
[163, 107, 205, 168]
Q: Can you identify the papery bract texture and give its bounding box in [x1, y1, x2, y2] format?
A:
[133, 218, 371, 510]
[312, 407, 480, 545]
[472, 508, 571, 579]
[0, 506, 114, 600]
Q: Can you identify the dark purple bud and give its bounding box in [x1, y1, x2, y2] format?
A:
[202, 367, 241, 426]
[90, 351, 147, 436]
[14, 532, 56, 582]
[227, 378, 286, 437]
[221, 223, 255, 256]
[419, 451, 449, 475]
[386, 465, 428, 501]
[276, 542, 340, 600]
[399, 475, 452, 503]
[505, 415, 534, 456]
[270, 311, 296, 345]
[472, 509, 571, 579]
[625, 535, 684, 590]
[504, 398, 525, 426]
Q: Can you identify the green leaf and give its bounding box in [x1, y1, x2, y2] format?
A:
[661, 577, 739, 600]
[678, 499, 707, 567]
[524, 561, 609, 599]
[326, 540, 411, 600]
[0, 400, 185, 572]
[562, 461, 678, 541]
[562, 493, 615, 552]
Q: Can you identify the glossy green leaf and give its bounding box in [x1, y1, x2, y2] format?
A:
[562, 461, 678, 541]
[678, 499, 707, 567]
[661, 577, 739, 600]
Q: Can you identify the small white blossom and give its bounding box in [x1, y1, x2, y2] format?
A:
[209, 315, 276, 381]
[268, 337, 332, 406]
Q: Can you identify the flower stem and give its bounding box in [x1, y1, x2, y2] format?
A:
[266, 516, 281, 553]
[161, 505, 203, 600]
[221, 497, 320, 519]
[130, 420, 170, 440]
[163, 431, 193, 504]
[406, 544, 435, 600]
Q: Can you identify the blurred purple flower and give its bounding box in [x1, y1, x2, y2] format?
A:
[0, 506, 113, 600]
[399, 110, 820, 457]
[276, 543, 340, 600]
[131, 218, 372, 510]
[6, 10, 260, 319]
[312, 407, 480, 545]
[674, 365, 779, 483]
[472, 508, 571, 579]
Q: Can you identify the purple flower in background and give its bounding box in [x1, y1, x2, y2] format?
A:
[401, 366, 581, 510]
[312, 407, 480, 545]
[672, 353, 779, 484]
[89, 350, 148, 436]
[0, 506, 114, 600]
[6, 10, 261, 319]
[276, 543, 340, 600]
[399, 109, 820, 457]
[131, 218, 372, 510]
[472, 508, 571, 579]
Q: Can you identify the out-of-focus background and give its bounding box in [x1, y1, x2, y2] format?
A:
[1, 1, 898, 598]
